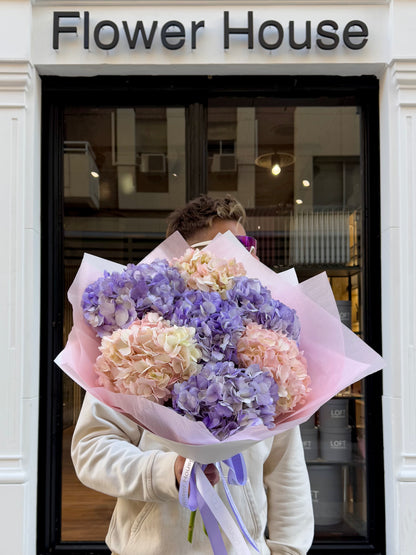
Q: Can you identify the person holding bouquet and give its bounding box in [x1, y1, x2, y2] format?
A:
[71, 194, 314, 555]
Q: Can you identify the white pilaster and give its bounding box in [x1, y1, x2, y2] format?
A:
[0, 60, 41, 555]
[380, 59, 416, 555]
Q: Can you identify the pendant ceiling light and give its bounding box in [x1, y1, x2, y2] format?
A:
[254, 152, 295, 176]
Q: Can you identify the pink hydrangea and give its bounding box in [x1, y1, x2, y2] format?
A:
[171, 248, 246, 299]
[94, 312, 201, 403]
[237, 322, 310, 415]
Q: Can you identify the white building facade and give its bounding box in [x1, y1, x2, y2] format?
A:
[0, 0, 415, 554]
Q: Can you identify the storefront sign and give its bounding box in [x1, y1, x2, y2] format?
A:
[52, 11, 368, 52]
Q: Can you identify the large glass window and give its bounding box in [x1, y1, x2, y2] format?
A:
[61, 104, 187, 541]
[39, 76, 382, 555]
[207, 102, 365, 540]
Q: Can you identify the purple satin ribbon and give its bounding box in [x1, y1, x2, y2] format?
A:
[178, 454, 259, 554]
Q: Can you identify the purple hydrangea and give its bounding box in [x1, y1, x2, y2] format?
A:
[169, 290, 245, 363]
[82, 270, 137, 337]
[124, 260, 186, 320]
[172, 361, 279, 440]
[82, 260, 185, 337]
[225, 276, 300, 341]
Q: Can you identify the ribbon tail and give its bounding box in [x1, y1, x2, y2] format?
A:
[223, 453, 247, 485]
[179, 456, 258, 554]
[197, 489, 228, 555]
[217, 461, 259, 552]
[195, 465, 253, 555]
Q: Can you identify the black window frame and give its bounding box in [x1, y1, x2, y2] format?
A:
[38, 75, 383, 555]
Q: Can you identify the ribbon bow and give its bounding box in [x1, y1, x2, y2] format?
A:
[178, 453, 259, 554]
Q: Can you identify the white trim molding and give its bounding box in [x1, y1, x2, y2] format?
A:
[381, 58, 416, 555]
[391, 60, 416, 106]
[0, 58, 41, 555]
[0, 61, 34, 107]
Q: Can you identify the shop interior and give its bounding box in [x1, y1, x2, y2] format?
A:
[61, 100, 366, 542]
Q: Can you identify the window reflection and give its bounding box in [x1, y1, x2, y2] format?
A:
[207, 102, 366, 541]
[61, 102, 367, 543]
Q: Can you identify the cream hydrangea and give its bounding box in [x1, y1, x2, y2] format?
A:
[171, 248, 246, 299]
[94, 312, 201, 403]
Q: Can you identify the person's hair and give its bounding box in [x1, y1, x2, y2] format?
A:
[166, 194, 246, 240]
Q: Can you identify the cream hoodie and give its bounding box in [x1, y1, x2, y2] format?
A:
[72, 393, 314, 555]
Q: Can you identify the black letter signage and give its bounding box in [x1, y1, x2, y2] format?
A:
[316, 20, 339, 50]
[122, 20, 158, 49]
[258, 21, 284, 50]
[224, 11, 254, 49]
[52, 12, 369, 54]
[94, 20, 120, 50]
[161, 21, 186, 49]
[289, 21, 311, 49]
[53, 11, 80, 50]
[343, 20, 368, 50]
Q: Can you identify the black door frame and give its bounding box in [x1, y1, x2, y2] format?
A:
[38, 75, 383, 555]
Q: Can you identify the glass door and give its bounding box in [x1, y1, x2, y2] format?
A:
[39, 76, 383, 555]
[206, 100, 368, 542]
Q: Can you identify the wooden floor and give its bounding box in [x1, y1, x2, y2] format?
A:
[61, 426, 116, 542]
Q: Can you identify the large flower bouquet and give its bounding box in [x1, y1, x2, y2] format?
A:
[56, 231, 384, 554]
[81, 245, 310, 440]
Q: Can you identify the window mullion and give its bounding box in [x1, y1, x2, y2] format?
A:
[186, 102, 207, 200]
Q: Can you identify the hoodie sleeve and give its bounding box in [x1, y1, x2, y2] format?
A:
[71, 393, 179, 502]
[264, 426, 314, 555]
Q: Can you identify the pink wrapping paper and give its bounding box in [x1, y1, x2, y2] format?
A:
[55, 231, 384, 463]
